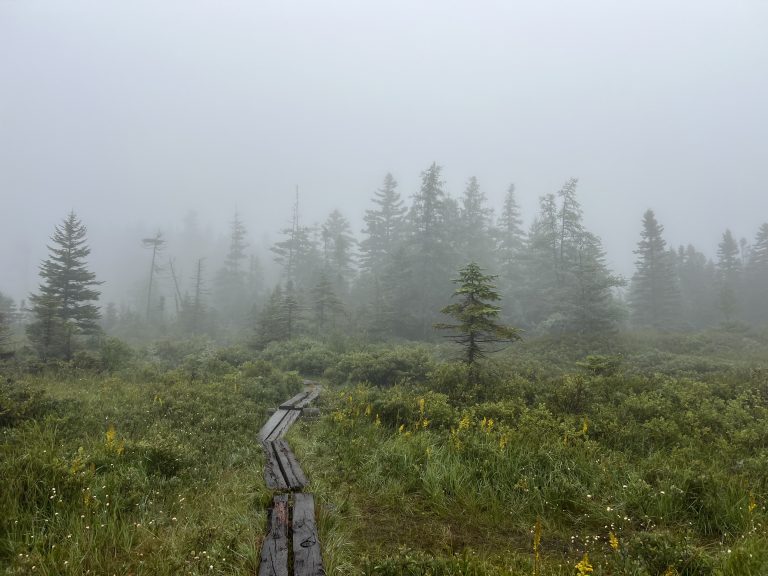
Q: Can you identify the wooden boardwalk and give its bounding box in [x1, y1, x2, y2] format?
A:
[258, 382, 324, 576]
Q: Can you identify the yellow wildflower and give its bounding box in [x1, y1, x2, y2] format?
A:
[609, 531, 619, 551]
[575, 553, 593, 575]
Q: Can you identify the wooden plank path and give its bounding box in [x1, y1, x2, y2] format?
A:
[259, 383, 324, 576]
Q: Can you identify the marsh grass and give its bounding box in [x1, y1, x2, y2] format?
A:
[0, 363, 301, 575]
[292, 339, 768, 575]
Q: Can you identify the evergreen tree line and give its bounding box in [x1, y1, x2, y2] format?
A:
[4, 165, 768, 359]
[256, 164, 768, 343]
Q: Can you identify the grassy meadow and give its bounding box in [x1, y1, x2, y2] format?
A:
[2, 329, 768, 575]
[0, 347, 302, 575]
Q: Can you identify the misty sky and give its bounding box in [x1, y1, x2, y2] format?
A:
[2, 0, 767, 302]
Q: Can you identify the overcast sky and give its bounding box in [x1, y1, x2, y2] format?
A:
[2, 0, 767, 301]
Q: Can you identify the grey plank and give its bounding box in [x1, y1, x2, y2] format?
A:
[293, 493, 324, 576]
[267, 410, 300, 442]
[274, 439, 308, 490]
[295, 387, 321, 409]
[259, 409, 291, 442]
[258, 494, 290, 576]
[279, 391, 310, 410]
[263, 441, 289, 490]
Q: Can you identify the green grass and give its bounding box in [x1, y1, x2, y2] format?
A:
[0, 363, 302, 575]
[3, 330, 768, 575]
[289, 333, 768, 575]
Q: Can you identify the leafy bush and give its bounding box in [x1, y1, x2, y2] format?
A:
[325, 345, 434, 387]
[259, 338, 339, 375]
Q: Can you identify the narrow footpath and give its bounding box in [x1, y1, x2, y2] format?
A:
[258, 383, 324, 576]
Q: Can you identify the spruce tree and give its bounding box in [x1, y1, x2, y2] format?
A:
[494, 183, 526, 325]
[629, 210, 681, 330]
[0, 291, 14, 351]
[320, 210, 356, 295]
[746, 223, 768, 325]
[717, 229, 742, 323]
[406, 162, 456, 338]
[360, 173, 406, 275]
[271, 195, 320, 292]
[435, 262, 521, 370]
[27, 212, 102, 359]
[457, 176, 495, 268]
[311, 271, 344, 332]
[676, 244, 718, 329]
[359, 174, 407, 337]
[216, 212, 250, 325]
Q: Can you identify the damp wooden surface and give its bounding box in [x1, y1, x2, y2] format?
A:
[258, 385, 324, 576]
[258, 494, 290, 576]
[293, 493, 324, 576]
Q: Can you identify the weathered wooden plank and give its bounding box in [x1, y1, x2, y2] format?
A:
[274, 439, 308, 490]
[265, 410, 300, 442]
[263, 441, 289, 491]
[259, 409, 291, 442]
[258, 494, 290, 576]
[293, 493, 324, 576]
[295, 387, 321, 409]
[279, 391, 310, 410]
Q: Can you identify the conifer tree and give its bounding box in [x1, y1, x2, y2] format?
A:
[271, 194, 320, 291]
[255, 284, 286, 346]
[457, 177, 495, 268]
[406, 162, 457, 338]
[717, 229, 742, 323]
[320, 210, 356, 295]
[676, 244, 718, 329]
[312, 271, 344, 332]
[0, 291, 14, 351]
[746, 223, 768, 325]
[27, 212, 102, 359]
[359, 174, 407, 337]
[629, 210, 681, 330]
[360, 173, 406, 275]
[495, 183, 526, 324]
[216, 212, 250, 324]
[521, 194, 561, 329]
[435, 262, 521, 371]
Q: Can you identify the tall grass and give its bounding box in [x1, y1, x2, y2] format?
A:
[0, 363, 301, 574]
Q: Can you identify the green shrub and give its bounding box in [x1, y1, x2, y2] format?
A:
[325, 346, 434, 387]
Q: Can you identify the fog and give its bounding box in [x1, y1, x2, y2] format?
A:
[2, 0, 768, 305]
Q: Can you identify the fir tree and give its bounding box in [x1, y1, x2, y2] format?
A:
[360, 173, 406, 275]
[406, 162, 457, 338]
[746, 223, 768, 325]
[676, 244, 718, 329]
[0, 291, 14, 351]
[457, 176, 495, 268]
[435, 262, 521, 370]
[311, 271, 344, 332]
[216, 212, 250, 325]
[629, 210, 681, 330]
[321, 210, 356, 295]
[495, 183, 526, 324]
[717, 229, 742, 323]
[27, 212, 102, 359]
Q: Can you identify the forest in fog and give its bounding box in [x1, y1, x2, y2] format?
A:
[2, 162, 767, 360]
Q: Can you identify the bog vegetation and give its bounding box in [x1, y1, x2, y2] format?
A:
[1, 168, 768, 574]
